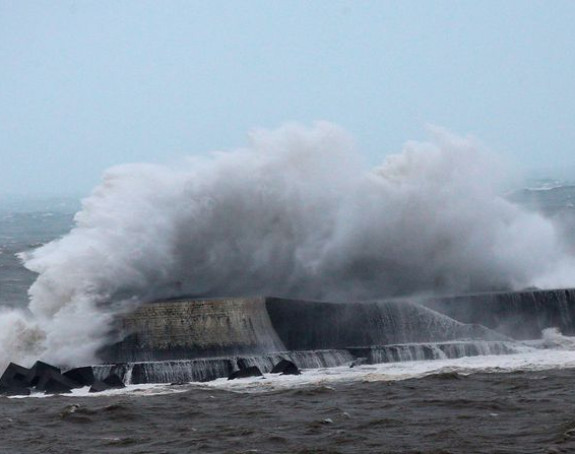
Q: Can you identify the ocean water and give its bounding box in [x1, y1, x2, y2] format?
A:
[4, 354, 575, 453]
[0, 197, 77, 308]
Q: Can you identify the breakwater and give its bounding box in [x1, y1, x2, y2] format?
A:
[422, 288, 575, 340]
[94, 342, 521, 385]
[100, 297, 505, 364]
[94, 289, 575, 383]
[96, 295, 529, 383]
[100, 297, 285, 363]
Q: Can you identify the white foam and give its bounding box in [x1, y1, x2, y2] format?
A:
[198, 348, 575, 393]
[9, 341, 575, 398]
[8, 383, 182, 399]
[542, 327, 575, 350]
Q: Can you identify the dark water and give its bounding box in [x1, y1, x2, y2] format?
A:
[0, 199, 76, 307]
[2, 370, 575, 454]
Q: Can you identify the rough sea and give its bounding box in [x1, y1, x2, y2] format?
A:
[2, 183, 575, 454]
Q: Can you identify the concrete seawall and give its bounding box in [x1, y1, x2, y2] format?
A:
[422, 288, 575, 340]
[94, 290, 575, 383]
[265, 298, 504, 350]
[100, 297, 285, 363]
[100, 296, 507, 363]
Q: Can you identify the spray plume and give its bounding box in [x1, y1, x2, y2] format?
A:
[1, 122, 574, 368]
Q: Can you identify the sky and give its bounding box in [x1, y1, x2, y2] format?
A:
[1, 0, 575, 197]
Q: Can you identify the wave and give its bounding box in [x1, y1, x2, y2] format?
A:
[542, 327, 575, 350]
[1, 122, 574, 369]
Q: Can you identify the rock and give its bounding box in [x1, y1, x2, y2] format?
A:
[271, 359, 301, 375]
[26, 361, 60, 387]
[36, 370, 77, 394]
[63, 367, 95, 387]
[0, 363, 31, 387]
[0, 384, 31, 396]
[227, 366, 263, 380]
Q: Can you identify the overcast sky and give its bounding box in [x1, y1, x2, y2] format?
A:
[1, 0, 575, 196]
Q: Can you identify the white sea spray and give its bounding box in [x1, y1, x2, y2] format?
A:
[1, 122, 574, 369]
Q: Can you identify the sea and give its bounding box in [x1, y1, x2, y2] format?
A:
[2, 184, 575, 454]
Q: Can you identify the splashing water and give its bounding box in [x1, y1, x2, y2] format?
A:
[542, 327, 575, 350]
[2, 122, 575, 369]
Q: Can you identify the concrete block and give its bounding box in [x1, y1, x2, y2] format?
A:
[36, 370, 77, 394]
[0, 363, 30, 387]
[228, 366, 263, 380]
[26, 361, 60, 387]
[0, 384, 31, 396]
[271, 359, 301, 375]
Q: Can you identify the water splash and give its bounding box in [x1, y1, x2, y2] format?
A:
[1, 122, 574, 369]
[542, 327, 575, 350]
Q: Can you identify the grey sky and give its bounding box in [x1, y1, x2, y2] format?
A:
[1, 0, 574, 196]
